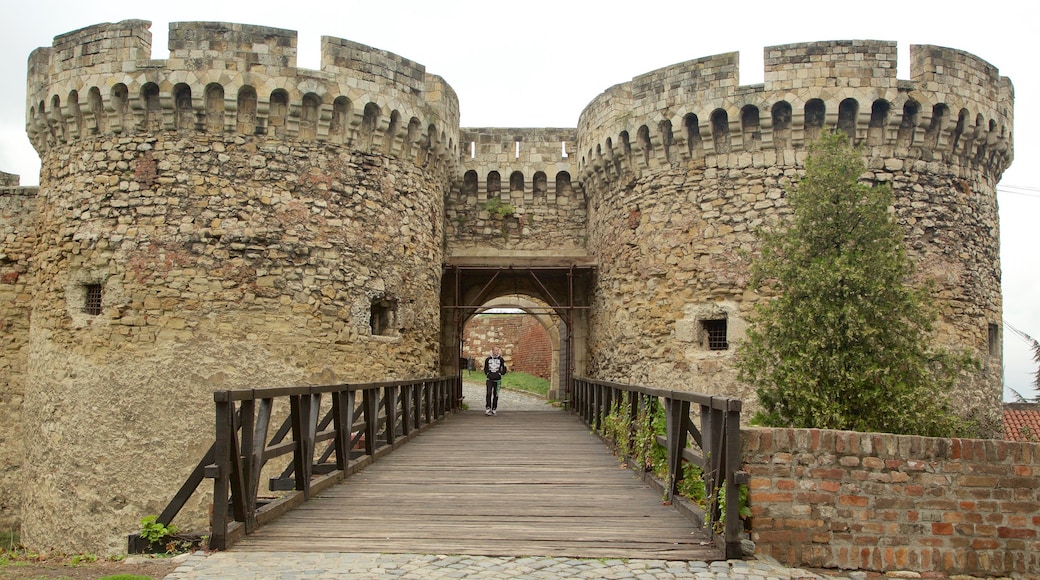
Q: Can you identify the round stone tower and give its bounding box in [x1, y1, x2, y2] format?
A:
[23, 20, 458, 552]
[576, 41, 1013, 429]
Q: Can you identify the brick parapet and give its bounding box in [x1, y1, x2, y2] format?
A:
[743, 427, 1040, 576]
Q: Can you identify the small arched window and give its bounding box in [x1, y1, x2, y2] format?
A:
[659, 119, 674, 163]
[710, 109, 730, 154]
[925, 104, 949, 150]
[804, 99, 825, 142]
[268, 89, 289, 137]
[173, 84, 193, 132]
[684, 113, 702, 158]
[533, 171, 547, 195]
[88, 87, 105, 135]
[236, 86, 258, 135]
[741, 106, 761, 152]
[205, 84, 224, 133]
[463, 170, 478, 195]
[837, 98, 858, 144]
[637, 125, 652, 166]
[300, 93, 321, 140]
[111, 84, 129, 133]
[329, 96, 351, 143]
[555, 171, 573, 195]
[868, 100, 890, 146]
[509, 171, 524, 193]
[771, 101, 792, 149]
[898, 100, 920, 147]
[487, 171, 501, 195]
[141, 83, 161, 132]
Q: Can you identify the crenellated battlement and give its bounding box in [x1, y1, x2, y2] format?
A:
[577, 40, 1013, 187]
[26, 20, 460, 174]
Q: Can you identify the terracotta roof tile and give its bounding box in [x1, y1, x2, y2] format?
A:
[1003, 403, 1040, 442]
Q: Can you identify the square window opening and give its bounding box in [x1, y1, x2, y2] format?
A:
[370, 298, 398, 337]
[84, 284, 103, 316]
[702, 319, 728, 351]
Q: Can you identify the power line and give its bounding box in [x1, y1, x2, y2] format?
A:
[1005, 320, 1037, 346]
[998, 184, 1040, 199]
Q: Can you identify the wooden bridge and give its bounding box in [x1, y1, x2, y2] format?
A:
[134, 377, 744, 561]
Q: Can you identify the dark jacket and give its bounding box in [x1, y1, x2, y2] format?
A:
[483, 354, 507, 381]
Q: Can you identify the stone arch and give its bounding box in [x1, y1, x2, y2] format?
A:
[385, 110, 401, 154]
[405, 116, 421, 160]
[741, 105, 761, 152]
[950, 108, 969, 155]
[487, 171, 501, 195]
[237, 86, 258, 135]
[619, 131, 632, 173]
[268, 89, 289, 138]
[466, 295, 564, 397]
[205, 83, 224, 133]
[556, 171, 573, 194]
[771, 101, 792, 149]
[837, 98, 858, 144]
[141, 83, 162, 132]
[683, 113, 702, 159]
[804, 99, 825, 142]
[50, 94, 67, 142]
[67, 90, 83, 139]
[898, 99, 920, 148]
[111, 83, 128, 133]
[868, 99, 890, 146]
[87, 87, 104, 135]
[509, 171, 524, 194]
[659, 119, 674, 163]
[710, 109, 730, 154]
[636, 125, 651, 167]
[329, 96, 351, 144]
[924, 103, 949, 151]
[533, 171, 547, 195]
[463, 170, 478, 195]
[300, 93, 321, 140]
[173, 83, 194, 132]
[361, 103, 380, 150]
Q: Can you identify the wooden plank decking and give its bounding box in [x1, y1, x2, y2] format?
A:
[230, 409, 721, 561]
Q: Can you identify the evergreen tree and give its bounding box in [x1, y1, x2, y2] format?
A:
[737, 132, 969, 436]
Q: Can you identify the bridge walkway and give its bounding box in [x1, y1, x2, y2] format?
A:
[228, 408, 721, 561]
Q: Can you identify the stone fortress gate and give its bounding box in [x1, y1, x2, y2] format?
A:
[0, 20, 1012, 553]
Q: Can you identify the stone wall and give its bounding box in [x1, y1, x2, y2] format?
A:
[577, 41, 1011, 431]
[446, 128, 588, 261]
[743, 428, 1040, 577]
[0, 184, 35, 532]
[463, 314, 552, 378]
[20, 19, 457, 554]
[11, 22, 1016, 558]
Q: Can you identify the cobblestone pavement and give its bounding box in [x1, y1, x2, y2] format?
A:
[165, 551, 859, 579]
[165, 386, 859, 579]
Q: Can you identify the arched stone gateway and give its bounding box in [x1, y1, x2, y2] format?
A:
[441, 262, 595, 403]
[4, 21, 1013, 553]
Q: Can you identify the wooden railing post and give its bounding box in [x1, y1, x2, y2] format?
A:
[209, 392, 232, 550]
[723, 401, 743, 559]
[664, 394, 691, 503]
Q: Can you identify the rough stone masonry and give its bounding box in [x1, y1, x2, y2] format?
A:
[2, 20, 1012, 558]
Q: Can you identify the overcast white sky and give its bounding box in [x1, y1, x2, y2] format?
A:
[1, 0, 1036, 400]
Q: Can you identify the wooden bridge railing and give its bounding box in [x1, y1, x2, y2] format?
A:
[571, 377, 746, 559]
[129, 376, 460, 552]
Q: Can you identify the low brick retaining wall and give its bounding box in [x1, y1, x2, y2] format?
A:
[743, 428, 1039, 577]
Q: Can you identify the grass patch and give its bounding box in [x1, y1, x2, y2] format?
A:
[1, 528, 18, 552]
[462, 370, 550, 397]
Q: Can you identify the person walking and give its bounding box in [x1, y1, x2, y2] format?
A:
[483, 347, 507, 416]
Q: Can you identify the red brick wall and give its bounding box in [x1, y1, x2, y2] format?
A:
[463, 314, 551, 378]
[742, 428, 1040, 576]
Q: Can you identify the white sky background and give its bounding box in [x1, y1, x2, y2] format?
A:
[1, 0, 1036, 400]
